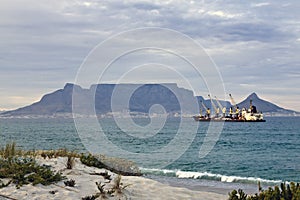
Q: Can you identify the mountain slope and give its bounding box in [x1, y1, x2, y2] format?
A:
[2, 84, 86, 116]
[237, 92, 297, 115]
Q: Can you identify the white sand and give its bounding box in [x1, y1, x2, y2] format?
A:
[0, 157, 227, 200]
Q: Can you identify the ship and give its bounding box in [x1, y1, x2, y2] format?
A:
[193, 94, 266, 122]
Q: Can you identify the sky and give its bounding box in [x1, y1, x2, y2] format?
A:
[0, 0, 300, 111]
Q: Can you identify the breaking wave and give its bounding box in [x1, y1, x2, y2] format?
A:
[140, 168, 282, 185]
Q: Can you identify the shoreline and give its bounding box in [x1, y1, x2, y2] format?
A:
[146, 174, 259, 195]
[0, 156, 228, 200]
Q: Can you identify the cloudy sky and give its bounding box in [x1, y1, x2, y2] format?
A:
[0, 0, 300, 111]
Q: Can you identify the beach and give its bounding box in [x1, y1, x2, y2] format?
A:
[0, 156, 227, 200]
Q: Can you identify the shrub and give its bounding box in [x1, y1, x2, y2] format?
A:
[81, 182, 105, 200]
[0, 143, 65, 188]
[49, 190, 58, 194]
[80, 154, 142, 176]
[66, 155, 75, 169]
[81, 175, 130, 199]
[80, 154, 105, 169]
[112, 174, 122, 193]
[81, 195, 99, 200]
[96, 181, 106, 194]
[39, 149, 80, 159]
[99, 171, 111, 181]
[64, 179, 76, 187]
[228, 189, 247, 200]
[228, 182, 300, 200]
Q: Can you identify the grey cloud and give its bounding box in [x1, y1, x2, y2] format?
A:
[0, 0, 300, 110]
[131, 2, 161, 11]
[217, 23, 289, 42]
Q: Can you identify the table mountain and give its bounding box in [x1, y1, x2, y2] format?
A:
[1, 84, 298, 117]
[1, 83, 198, 117]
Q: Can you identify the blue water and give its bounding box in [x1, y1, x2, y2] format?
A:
[0, 118, 84, 151]
[0, 117, 299, 187]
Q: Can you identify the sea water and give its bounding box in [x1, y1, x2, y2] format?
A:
[0, 117, 299, 192]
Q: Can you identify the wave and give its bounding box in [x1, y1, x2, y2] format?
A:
[140, 168, 282, 185]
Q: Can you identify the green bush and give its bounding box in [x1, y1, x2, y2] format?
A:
[228, 189, 247, 200]
[0, 143, 65, 188]
[80, 154, 105, 169]
[228, 182, 300, 200]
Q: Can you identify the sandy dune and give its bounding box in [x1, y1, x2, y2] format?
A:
[0, 157, 227, 200]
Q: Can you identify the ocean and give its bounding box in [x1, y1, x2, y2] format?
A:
[0, 117, 299, 193]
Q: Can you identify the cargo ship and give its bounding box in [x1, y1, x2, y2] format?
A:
[193, 94, 266, 122]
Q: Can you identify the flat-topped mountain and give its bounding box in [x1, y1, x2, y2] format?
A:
[1, 83, 197, 117]
[1, 84, 298, 117]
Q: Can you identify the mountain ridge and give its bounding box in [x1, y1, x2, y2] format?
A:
[1, 83, 298, 118]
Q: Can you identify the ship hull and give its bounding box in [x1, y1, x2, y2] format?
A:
[192, 116, 266, 122]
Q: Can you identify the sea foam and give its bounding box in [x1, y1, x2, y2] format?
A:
[141, 168, 282, 184]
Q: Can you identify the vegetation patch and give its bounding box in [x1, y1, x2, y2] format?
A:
[0, 143, 65, 188]
[80, 154, 105, 169]
[66, 154, 76, 169]
[0, 142, 139, 193]
[40, 149, 80, 159]
[64, 179, 76, 187]
[228, 182, 300, 200]
[80, 154, 142, 176]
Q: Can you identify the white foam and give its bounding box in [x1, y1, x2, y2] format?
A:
[141, 168, 283, 184]
[176, 171, 216, 179]
[219, 175, 282, 184]
[140, 167, 176, 175]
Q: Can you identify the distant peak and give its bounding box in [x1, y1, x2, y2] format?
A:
[249, 92, 258, 99]
[63, 83, 82, 90]
[64, 83, 74, 88]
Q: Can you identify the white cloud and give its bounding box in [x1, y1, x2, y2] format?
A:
[251, 2, 270, 7]
[206, 10, 241, 19]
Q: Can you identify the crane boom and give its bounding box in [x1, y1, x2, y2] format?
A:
[229, 94, 237, 110]
[200, 101, 208, 110]
[214, 96, 223, 110]
[208, 94, 218, 111]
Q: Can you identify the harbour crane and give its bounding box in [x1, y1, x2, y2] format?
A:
[215, 96, 226, 117]
[200, 100, 208, 111]
[208, 94, 217, 111]
[229, 94, 237, 111]
[199, 100, 209, 117]
[214, 96, 223, 110]
[208, 94, 219, 117]
[229, 94, 241, 118]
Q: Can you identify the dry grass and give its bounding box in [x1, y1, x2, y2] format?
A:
[40, 149, 80, 159]
[111, 174, 131, 194]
